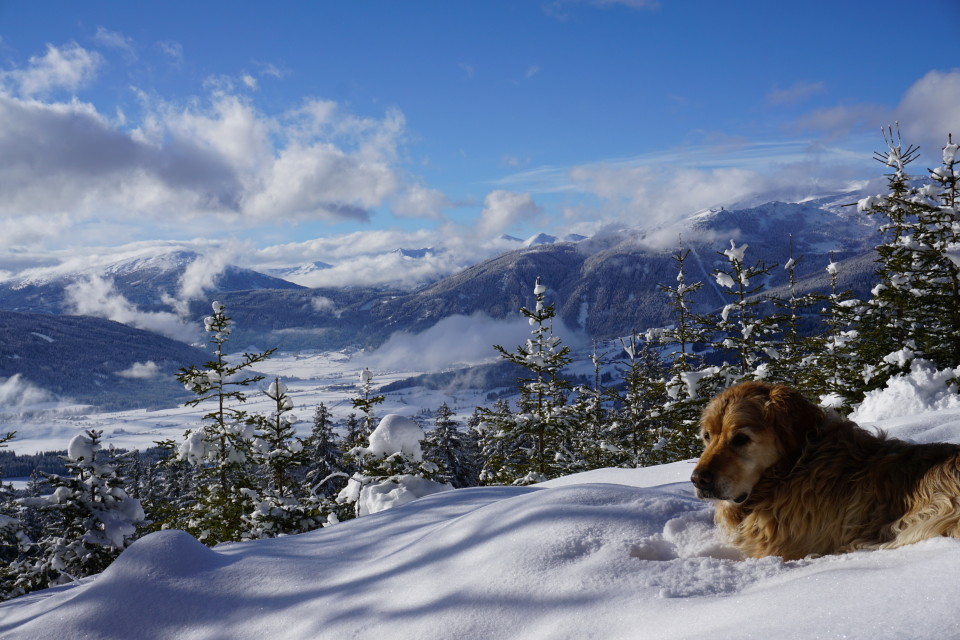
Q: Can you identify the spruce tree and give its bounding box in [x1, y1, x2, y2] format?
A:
[16, 431, 145, 593]
[853, 124, 924, 389]
[303, 402, 346, 499]
[353, 369, 385, 438]
[610, 334, 671, 466]
[656, 246, 719, 460]
[766, 236, 826, 391]
[423, 402, 479, 488]
[481, 277, 575, 484]
[711, 239, 778, 378]
[175, 300, 275, 545]
[0, 432, 30, 601]
[243, 379, 328, 538]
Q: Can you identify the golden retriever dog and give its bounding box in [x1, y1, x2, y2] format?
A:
[691, 381, 960, 560]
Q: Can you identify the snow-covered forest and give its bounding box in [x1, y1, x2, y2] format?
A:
[0, 130, 959, 638]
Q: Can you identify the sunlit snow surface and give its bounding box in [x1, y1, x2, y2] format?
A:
[4, 411, 960, 639]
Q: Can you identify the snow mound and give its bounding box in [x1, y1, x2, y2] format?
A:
[362, 414, 425, 461]
[10, 411, 960, 638]
[852, 359, 960, 423]
[352, 474, 452, 516]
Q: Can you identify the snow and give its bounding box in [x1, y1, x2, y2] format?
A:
[7, 408, 960, 638]
[360, 414, 425, 462]
[66, 432, 95, 462]
[350, 473, 452, 516]
[722, 239, 747, 262]
[852, 358, 960, 423]
[714, 272, 736, 288]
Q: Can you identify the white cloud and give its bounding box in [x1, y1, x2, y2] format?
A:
[391, 184, 451, 219]
[0, 46, 415, 241]
[1, 43, 102, 96]
[157, 40, 183, 63]
[897, 69, 960, 159]
[359, 314, 532, 371]
[94, 27, 136, 58]
[477, 190, 543, 235]
[116, 361, 160, 379]
[64, 275, 195, 341]
[0, 374, 53, 410]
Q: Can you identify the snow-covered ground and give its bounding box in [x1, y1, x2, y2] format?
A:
[4, 407, 960, 639]
[1, 350, 492, 455]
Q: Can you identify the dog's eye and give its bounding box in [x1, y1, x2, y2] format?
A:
[730, 433, 751, 447]
[701, 432, 711, 443]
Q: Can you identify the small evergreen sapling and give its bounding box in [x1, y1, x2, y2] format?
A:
[481, 277, 575, 484]
[243, 379, 329, 538]
[175, 301, 275, 544]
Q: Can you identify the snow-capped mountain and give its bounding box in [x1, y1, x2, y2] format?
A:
[0, 191, 882, 352]
[363, 195, 877, 344]
[266, 260, 334, 281]
[0, 249, 303, 316]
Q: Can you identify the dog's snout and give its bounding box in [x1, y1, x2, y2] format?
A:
[691, 468, 714, 489]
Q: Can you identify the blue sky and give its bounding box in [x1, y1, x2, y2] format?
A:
[0, 0, 958, 286]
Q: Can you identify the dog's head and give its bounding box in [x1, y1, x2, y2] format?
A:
[690, 381, 823, 504]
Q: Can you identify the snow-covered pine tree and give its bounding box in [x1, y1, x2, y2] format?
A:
[608, 334, 671, 466]
[303, 402, 347, 499]
[766, 236, 826, 391]
[711, 239, 778, 378]
[656, 246, 719, 460]
[141, 439, 196, 533]
[0, 432, 31, 601]
[175, 301, 275, 545]
[807, 257, 863, 412]
[353, 369, 385, 439]
[243, 379, 328, 539]
[567, 343, 614, 470]
[422, 402, 480, 488]
[853, 124, 925, 389]
[483, 277, 576, 484]
[475, 399, 520, 485]
[903, 133, 960, 369]
[15, 430, 145, 594]
[336, 414, 450, 517]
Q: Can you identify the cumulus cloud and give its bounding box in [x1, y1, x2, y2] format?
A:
[897, 69, 960, 158]
[391, 184, 451, 219]
[64, 275, 195, 341]
[0, 43, 417, 244]
[116, 361, 160, 379]
[477, 190, 543, 236]
[1, 43, 102, 96]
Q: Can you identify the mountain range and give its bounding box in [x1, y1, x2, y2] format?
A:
[0, 191, 884, 381]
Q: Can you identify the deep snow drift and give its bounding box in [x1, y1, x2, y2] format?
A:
[4, 406, 960, 639]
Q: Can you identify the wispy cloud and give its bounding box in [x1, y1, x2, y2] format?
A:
[767, 81, 826, 106]
[0, 42, 102, 96]
[94, 27, 136, 60]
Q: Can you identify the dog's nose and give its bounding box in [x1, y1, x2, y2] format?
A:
[691, 468, 714, 489]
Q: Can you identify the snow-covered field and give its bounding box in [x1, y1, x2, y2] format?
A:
[1, 350, 492, 455]
[4, 406, 960, 639]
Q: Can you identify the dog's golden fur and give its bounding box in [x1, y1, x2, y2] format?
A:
[692, 381, 960, 560]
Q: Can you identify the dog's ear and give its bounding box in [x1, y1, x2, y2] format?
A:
[763, 384, 824, 458]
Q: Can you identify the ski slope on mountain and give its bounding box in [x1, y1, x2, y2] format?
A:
[4, 403, 960, 639]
